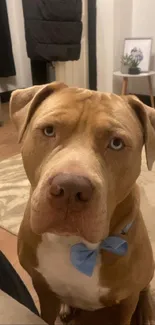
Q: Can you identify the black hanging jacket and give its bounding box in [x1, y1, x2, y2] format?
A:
[0, 0, 16, 77]
[22, 0, 82, 62]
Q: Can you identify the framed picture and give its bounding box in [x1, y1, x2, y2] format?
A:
[123, 38, 152, 72]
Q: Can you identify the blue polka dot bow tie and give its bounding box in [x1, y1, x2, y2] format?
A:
[70, 221, 133, 277]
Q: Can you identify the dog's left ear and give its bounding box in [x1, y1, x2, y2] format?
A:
[10, 82, 67, 142]
[124, 95, 155, 170]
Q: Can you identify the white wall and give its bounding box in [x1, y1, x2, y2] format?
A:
[129, 0, 155, 95]
[97, 0, 155, 96]
[96, 0, 114, 92]
[113, 0, 133, 93]
[0, 0, 32, 92]
[96, 0, 133, 93]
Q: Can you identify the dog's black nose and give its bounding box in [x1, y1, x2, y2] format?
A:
[50, 173, 93, 203]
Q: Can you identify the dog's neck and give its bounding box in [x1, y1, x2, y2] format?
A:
[109, 184, 140, 235]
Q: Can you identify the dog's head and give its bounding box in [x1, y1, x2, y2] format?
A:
[10, 82, 155, 243]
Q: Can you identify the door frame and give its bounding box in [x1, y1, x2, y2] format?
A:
[88, 0, 97, 90]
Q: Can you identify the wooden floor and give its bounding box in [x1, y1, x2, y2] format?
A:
[0, 103, 39, 309]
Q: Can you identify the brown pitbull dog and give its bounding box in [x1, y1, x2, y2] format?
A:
[10, 82, 155, 325]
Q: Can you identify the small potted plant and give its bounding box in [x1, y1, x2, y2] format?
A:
[128, 58, 141, 75]
[121, 54, 132, 74]
[128, 47, 143, 75]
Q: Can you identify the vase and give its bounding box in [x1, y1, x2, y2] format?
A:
[121, 65, 129, 74]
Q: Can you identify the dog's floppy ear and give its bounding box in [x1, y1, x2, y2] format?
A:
[124, 95, 155, 170]
[10, 82, 67, 142]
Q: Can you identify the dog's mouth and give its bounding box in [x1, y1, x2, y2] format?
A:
[30, 194, 108, 244]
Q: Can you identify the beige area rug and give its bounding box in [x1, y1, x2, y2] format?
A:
[0, 152, 155, 290]
[0, 154, 30, 235]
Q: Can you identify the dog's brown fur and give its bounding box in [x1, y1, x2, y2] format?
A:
[10, 82, 155, 324]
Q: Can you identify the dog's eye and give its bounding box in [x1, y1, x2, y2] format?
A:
[109, 137, 124, 150]
[43, 126, 55, 137]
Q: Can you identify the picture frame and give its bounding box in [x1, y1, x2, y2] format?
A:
[122, 38, 152, 73]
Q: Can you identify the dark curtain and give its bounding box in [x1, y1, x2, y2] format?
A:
[0, 0, 16, 77]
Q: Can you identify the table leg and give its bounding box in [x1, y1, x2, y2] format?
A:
[148, 75, 155, 108]
[121, 77, 128, 95]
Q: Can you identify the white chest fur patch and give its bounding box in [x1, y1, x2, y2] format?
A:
[36, 234, 110, 311]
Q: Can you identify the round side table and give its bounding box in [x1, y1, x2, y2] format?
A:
[113, 71, 155, 108]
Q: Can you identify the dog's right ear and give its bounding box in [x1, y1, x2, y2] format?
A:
[10, 82, 67, 142]
[123, 95, 155, 170]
